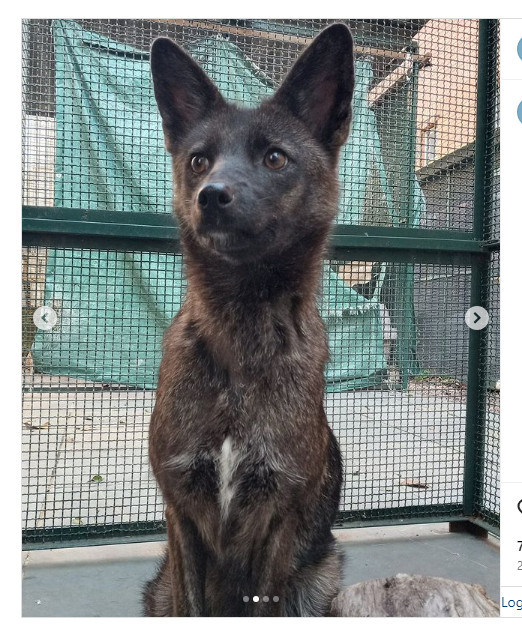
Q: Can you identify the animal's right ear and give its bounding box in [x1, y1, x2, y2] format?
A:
[150, 38, 226, 150]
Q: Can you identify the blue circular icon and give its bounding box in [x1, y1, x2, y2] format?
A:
[518, 101, 522, 124]
[518, 38, 522, 61]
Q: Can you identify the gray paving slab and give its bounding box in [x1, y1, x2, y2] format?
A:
[22, 525, 499, 617]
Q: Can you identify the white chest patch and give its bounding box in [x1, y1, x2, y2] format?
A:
[218, 436, 240, 518]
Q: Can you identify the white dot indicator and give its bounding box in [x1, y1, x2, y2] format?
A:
[253, 596, 259, 603]
[242, 596, 249, 602]
[262, 596, 269, 602]
[273, 596, 279, 602]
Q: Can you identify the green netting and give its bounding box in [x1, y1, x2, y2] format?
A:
[32, 19, 426, 390]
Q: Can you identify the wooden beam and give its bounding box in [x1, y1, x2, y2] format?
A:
[154, 19, 429, 62]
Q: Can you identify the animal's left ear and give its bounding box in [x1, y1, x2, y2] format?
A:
[271, 23, 355, 155]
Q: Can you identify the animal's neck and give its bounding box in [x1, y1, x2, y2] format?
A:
[184, 232, 325, 320]
[181, 231, 328, 371]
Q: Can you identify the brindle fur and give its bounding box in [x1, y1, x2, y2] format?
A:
[143, 24, 355, 616]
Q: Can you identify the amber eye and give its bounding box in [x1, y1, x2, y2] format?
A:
[191, 154, 210, 174]
[264, 149, 288, 170]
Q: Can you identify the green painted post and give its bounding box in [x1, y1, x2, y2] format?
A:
[396, 44, 420, 389]
[462, 20, 495, 520]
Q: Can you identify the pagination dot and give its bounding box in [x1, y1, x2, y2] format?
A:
[243, 594, 279, 603]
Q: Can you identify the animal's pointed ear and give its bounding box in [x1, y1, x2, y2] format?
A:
[271, 24, 355, 154]
[150, 38, 226, 150]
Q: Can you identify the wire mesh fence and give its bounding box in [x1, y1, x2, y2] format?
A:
[22, 19, 500, 546]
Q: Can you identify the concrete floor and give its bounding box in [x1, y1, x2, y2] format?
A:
[22, 523, 499, 617]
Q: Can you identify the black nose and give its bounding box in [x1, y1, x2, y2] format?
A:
[198, 183, 234, 212]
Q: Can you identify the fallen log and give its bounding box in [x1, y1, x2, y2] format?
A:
[332, 573, 499, 617]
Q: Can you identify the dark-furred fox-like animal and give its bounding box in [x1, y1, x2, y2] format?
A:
[143, 23, 355, 617]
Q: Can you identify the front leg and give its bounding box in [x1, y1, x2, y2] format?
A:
[166, 505, 207, 616]
[249, 513, 298, 616]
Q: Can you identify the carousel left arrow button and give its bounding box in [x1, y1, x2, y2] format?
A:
[33, 306, 58, 331]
